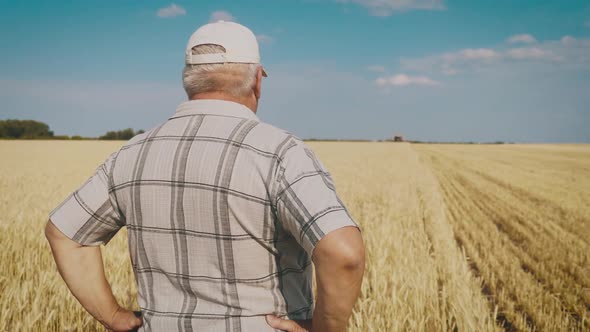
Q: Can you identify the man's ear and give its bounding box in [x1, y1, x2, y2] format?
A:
[254, 66, 263, 99]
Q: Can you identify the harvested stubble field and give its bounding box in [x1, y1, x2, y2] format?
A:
[0, 141, 589, 331]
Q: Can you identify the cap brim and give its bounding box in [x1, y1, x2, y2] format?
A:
[262, 67, 268, 77]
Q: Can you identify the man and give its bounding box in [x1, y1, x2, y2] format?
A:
[45, 21, 364, 332]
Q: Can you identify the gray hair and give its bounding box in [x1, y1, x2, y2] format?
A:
[182, 44, 259, 99]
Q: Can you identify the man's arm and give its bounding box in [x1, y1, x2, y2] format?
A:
[311, 226, 365, 331]
[266, 140, 365, 331]
[45, 220, 142, 331]
[266, 226, 365, 332]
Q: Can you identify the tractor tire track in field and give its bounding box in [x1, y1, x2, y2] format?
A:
[418, 146, 590, 332]
[467, 165, 590, 247]
[429, 156, 535, 331]
[410, 149, 499, 332]
[452, 234, 517, 332]
[452, 171, 590, 322]
[452, 163, 590, 306]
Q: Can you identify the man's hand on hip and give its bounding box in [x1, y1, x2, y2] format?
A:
[106, 307, 143, 332]
[265, 315, 311, 332]
[45, 221, 142, 332]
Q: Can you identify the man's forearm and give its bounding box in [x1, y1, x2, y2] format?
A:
[266, 271, 362, 332]
[312, 264, 363, 331]
[45, 221, 120, 327]
[312, 227, 365, 331]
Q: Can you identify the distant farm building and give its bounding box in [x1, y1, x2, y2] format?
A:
[393, 135, 404, 142]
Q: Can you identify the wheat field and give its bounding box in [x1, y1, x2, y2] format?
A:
[0, 141, 588, 331]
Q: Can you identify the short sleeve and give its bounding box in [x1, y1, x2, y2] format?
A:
[273, 141, 359, 256]
[49, 152, 123, 246]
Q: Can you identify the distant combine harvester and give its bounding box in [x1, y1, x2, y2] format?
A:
[393, 135, 405, 142]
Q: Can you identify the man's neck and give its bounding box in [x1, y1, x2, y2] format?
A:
[191, 92, 257, 114]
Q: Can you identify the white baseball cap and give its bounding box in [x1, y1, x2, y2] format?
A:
[185, 21, 267, 77]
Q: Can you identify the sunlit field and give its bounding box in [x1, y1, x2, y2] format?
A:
[1, 141, 588, 331]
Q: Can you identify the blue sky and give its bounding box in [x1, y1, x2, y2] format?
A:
[1, 0, 589, 142]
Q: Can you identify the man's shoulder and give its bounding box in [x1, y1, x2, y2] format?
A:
[113, 119, 307, 159]
[119, 124, 162, 149]
[247, 121, 305, 152]
[251, 120, 287, 136]
[109, 130, 153, 162]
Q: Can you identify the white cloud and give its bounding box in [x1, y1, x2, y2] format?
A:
[256, 34, 274, 44]
[450, 48, 500, 61]
[376, 74, 439, 87]
[505, 47, 545, 59]
[441, 66, 458, 76]
[400, 48, 500, 74]
[156, 4, 186, 18]
[210, 10, 235, 22]
[505, 47, 561, 61]
[507, 34, 537, 44]
[400, 35, 590, 76]
[337, 0, 445, 16]
[368, 65, 386, 72]
[561, 35, 576, 46]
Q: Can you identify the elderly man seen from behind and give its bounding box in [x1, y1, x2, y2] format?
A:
[46, 20, 365, 332]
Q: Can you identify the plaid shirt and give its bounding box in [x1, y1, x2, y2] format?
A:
[49, 99, 359, 331]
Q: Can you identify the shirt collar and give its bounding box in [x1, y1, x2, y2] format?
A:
[170, 99, 260, 122]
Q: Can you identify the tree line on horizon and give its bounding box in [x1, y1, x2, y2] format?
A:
[0, 119, 144, 140]
[1, 119, 511, 144]
[0, 119, 54, 139]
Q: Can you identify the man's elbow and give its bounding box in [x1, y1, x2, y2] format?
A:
[337, 239, 365, 274]
[313, 226, 365, 274]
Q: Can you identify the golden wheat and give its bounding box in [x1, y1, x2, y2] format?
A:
[0, 141, 588, 331]
[415, 144, 590, 331]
